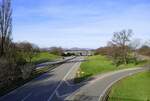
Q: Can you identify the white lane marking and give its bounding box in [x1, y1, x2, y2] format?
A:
[98, 70, 145, 101]
[65, 62, 82, 86]
[21, 93, 32, 101]
[55, 91, 60, 97]
[47, 62, 79, 101]
[65, 67, 144, 100]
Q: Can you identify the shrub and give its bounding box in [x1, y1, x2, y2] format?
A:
[19, 64, 35, 80]
[0, 58, 21, 86]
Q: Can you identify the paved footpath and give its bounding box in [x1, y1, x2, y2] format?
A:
[65, 67, 150, 101]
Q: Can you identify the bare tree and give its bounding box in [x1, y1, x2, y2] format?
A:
[94, 46, 112, 56]
[138, 44, 150, 57]
[0, 0, 12, 56]
[129, 39, 141, 51]
[129, 39, 141, 64]
[49, 47, 64, 56]
[111, 29, 133, 64]
[106, 41, 123, 66]
[16, 42, 36, 63]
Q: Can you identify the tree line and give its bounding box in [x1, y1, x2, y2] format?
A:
[0, 0, 43, 88]
[95, 29, 150, 66]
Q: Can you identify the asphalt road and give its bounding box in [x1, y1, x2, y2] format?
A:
[1, 56, 149, 101]
[0, 56, 84, 101]
[66, 67, 150, 101]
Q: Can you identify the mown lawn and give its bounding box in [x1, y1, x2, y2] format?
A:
[74, 55, 149, 83]
[108, 71, 150, 101]
[80, 55, 116, 76]
[31, 52, 61, 64]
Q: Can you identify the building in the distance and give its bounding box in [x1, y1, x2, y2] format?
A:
[64, 49, 93, 56]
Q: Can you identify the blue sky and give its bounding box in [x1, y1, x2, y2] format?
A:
[12, 0, 150, 48]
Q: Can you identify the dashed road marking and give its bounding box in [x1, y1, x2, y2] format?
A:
[47, 62, 79, 101]
[21, 92, 32, 101]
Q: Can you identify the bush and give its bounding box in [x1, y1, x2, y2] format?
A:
[49, 47, 63, 56]
[0, 56, 35, 88]
[33, 59, 49, 65]
[0, 58, 21, 86]
[15, 54, 27, 65]
[19, 64, 35, 80]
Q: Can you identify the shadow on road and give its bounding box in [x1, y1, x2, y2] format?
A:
[46, 77, 95, 101]
[0, 59, 94, 101]
[14, 72, 95, 101]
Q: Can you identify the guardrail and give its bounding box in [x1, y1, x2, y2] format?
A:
[36, 56, 76, 69]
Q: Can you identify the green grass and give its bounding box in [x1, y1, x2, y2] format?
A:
[31, 52, 61, 64]
[108, 71, 150, 101]
[74, 55, 149, 83]
[80, 55, 116, 76]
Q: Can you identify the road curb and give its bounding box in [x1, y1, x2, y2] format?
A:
[100, 69, 149, 101]
[65, 67, 150, 101]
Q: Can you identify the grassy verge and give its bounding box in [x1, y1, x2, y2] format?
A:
[32, 52, 61, 64]
[108, 71, 150, 101]
[74, 55, 149, 83]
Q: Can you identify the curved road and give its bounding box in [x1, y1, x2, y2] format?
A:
[0, 56, 149, 101]
[66, 67, 150, 101]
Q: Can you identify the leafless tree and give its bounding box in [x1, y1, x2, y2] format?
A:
[106, 41, 122, 66]
[49, 47, 64, 56]
[94, 45, 113, 56]
[129, 39, 141, 51]
[16, 42, 37, 63]
[111, 29, 133, 64]
[0, 0, 12, 56]
[138, 44, 150, 57]
[129, 39, 141, 64]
